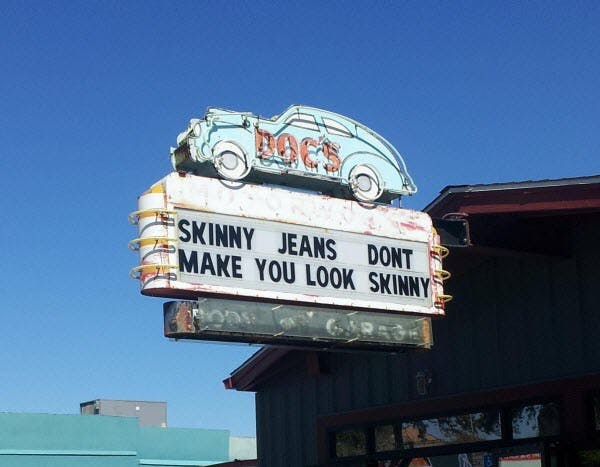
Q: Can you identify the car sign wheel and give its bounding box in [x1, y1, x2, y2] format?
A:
[349, 164, 383, 202]
[212, 141, 251, 181]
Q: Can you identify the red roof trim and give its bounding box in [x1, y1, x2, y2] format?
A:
[425, 177, 600, 218]
[224, 347, 291, 391]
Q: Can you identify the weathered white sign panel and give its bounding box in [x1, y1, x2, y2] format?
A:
[177, 209, 432, 307]
[130, 173, 448, 316]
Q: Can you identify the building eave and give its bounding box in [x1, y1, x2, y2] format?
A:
[224, 347, 292, 392]
[424, 174, 600, 217]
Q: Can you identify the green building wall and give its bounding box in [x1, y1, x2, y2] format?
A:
[0, 413, 229, 467]
[138, 426, 230, 466]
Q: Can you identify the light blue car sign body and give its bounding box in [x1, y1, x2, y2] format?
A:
[170, 105, 417, 202]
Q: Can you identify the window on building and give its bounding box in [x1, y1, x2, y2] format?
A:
[512, 402, 560, 439]
[330, 403, 560, 461]
[284, 113, 319, 131]
[333, 411, 501, 459]
[579, 449, 600, 466]
[402, 412, 501, 449]
[592, 395, 600, 431]
[375, 424, 400, 452]
[335, 428, 367, 458]
[323, 117, 353, 137]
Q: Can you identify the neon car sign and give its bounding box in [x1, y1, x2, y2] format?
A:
[171, 105, 417, 202]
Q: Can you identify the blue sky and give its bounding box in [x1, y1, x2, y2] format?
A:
[1, 1, 598, 437]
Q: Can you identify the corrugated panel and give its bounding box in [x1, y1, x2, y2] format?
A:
[315, 372, 334, 415]
[552, 258, 585, 376]
[273, 388, 287, 466]
[518, 257, 548, 382]
[496, 256, 528, 386]
[529, 258, 558, 379]
[254, 360, 327, 467]
[333, 359, 353, 413]
[350, 355, 370, 408]
[388, 353, 411, 403]
[301, 378, 319, 467]
[367, 353, 389, 406]
[577, 218, 600, 368]
[254, 393, 269, 466]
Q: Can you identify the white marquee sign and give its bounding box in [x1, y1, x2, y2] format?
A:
[130, 173, 448, 316]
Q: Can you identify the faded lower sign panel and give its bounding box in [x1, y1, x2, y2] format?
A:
[163, 299, 433, 350]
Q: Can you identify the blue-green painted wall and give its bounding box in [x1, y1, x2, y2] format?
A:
[138, 426, 229, 465]
[0, 413, 229, 467]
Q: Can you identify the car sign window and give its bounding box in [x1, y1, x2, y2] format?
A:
[323, 117, 353, 138]
[284, 113, 319, 132]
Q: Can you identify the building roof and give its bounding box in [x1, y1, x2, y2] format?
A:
[223, 348, 293, 392]
[80, 399, 166, 405]
[0, 412, 230, 465]
[424, 174, 600, 217]
[225, 175, 600, 391]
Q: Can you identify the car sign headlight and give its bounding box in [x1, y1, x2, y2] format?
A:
[192, 122, 202, 137]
